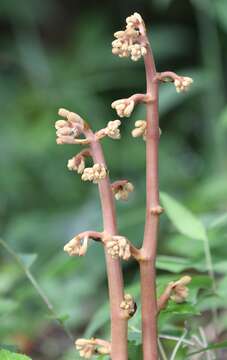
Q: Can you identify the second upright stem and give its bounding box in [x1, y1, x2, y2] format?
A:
[140, 44, 160, 360]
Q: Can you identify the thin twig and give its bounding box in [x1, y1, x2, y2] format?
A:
[159, 334, 195, 347]
[170, 329, 188, 360]
[203, 233, 219, 340]
[199, 327, 214, 360]
[0, 238, 74, 341]
[158, 338, 168, 360]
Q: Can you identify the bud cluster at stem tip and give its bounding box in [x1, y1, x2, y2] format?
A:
[113, 182, 134, 201]
[104, 120, 121, 139]
[112, 12, 147, 61]
[111, 98, 135, 118]
[171, 275, 192, 303]
[55, 108, 84, 144]
[64, 235, 89, 256]
[67, 156, 85, 174]
[174, 76, 193, 93]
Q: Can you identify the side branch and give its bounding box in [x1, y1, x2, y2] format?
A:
[111, 180, 134, 201]
[64, 231, 103, 256]
[156, 72, 193, 93]
[156, 71, 180, 83]
[111, 93, 152, 118]
[157, 276, 192, 314]
[55, 108, 91, 145]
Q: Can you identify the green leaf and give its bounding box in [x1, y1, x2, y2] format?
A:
[0, 299, 18, 317]
[0, 346, 18, 353]
[46, 313, 70, 323]
[0, 349, 31, 360]
[164, 301, 200, 315]
[128, 341, 142, 360]
[18, 254, 37, 269]
[187, 341, 227, 357]
[208, 212, 227, 229]
[84, 302, 109, 337]
[220, 106, 227, 127]
[156, 255, 198, 273]
[190, 0, 214, 16]
[160, 192, 207, 241]
[215, 0, 227, 32]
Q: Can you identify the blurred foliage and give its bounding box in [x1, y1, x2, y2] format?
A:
[0, 0, 227, 359]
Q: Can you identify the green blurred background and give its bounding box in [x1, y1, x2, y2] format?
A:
[0, 0, 227, 359]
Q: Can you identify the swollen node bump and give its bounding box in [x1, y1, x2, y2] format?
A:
[150, 206, 164, 215]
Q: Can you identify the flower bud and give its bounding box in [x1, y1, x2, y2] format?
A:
[106, 236, 131, 260]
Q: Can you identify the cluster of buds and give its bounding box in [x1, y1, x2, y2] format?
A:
[126, 12, 144, 29]
[55, 108, 84, 144]
[112, 13, 147, 61]
[131, 120, 147, 140]
[64, 235, 88, 257]
[120, 294, 137, 318]
[112, 181, 134, 201]
[75, 338, 110, 358]
[81, 164, 107, 183]
[174, 76, 193, 93]
[105, 235, 131, 260]
[111, 98, 135, 118]
[170, 275, 191, 303]
[104, 120, 121, 139]
[67, 155, 85, 174]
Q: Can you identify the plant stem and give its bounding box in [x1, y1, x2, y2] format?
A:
[88, 134, 127, 360]
[139, 43, 159, 359]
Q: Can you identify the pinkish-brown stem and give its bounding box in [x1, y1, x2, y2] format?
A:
[139, 40, 160, 359]
[156, 71, 180, 83]
[85, 129, 128, 360]
[157, 283, 173, 313]
[130, 93, 152, 103]
[74, 230, 103, 241]
[111, 179, 129, 191]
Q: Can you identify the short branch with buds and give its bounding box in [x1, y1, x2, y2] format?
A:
[157, 276, 192, 313]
